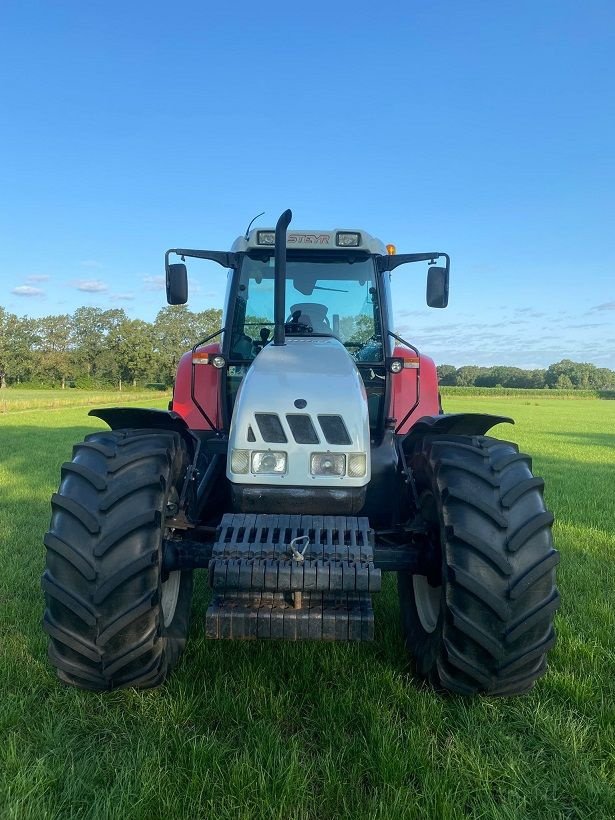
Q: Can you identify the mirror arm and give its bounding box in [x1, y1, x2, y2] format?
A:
[377, 252, 449, 273]
[165, 249, 239, 269]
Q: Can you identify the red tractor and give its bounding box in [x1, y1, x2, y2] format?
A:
[43, 210, 559, 694]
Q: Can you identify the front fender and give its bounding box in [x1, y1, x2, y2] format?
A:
[89, 407, 197, 451]
[400, 412, 513, 450]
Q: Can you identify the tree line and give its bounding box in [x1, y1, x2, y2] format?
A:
[0, 305, 222, 389]
[1, 304, 613, 390]
[436, 361, 615, 390]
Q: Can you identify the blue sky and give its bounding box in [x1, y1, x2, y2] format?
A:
[1, 0, 614, 368]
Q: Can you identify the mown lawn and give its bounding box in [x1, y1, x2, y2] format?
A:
[0, 394, 613, 819]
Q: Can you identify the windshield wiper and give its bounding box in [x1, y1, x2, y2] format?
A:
[313, 285, 348, 293]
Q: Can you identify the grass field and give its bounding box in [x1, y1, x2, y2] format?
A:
[0, 392, 613, 819]
[0, 388, 169, 414]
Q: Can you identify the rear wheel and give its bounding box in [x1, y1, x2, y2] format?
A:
[42, 428, 193, 690]
[398, 434, 559, 696]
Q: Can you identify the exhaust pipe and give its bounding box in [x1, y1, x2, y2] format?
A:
[273, 208, 292, 346]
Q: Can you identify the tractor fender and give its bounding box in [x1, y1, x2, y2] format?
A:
[400, 412, 513, 450]
[88, 407, 198, 453]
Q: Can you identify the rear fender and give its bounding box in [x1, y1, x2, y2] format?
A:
[400, 413, 513, 451]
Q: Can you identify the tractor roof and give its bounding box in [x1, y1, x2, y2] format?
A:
[232, 228, 387, 255]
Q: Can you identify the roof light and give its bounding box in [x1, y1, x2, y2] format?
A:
[386, 244, 396, 255]
[336, 232, 361, 247]
[257, 231, 275, 245]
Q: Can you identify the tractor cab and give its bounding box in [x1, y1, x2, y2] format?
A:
[225, 229, 388, 433]
[166, 219, 450, 440]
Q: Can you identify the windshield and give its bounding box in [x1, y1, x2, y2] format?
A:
[229, 252, 383, 362]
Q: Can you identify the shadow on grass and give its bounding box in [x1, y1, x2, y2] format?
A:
[541, 431, 615, 449]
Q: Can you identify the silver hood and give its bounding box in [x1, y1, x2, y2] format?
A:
[226, 337, 370, 488]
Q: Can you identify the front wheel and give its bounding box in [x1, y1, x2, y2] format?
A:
[42, 428, 193, 690]
[398, 434, 559, 696]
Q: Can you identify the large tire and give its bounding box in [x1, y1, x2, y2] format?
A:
[42, 428, 194, 690]
[398, 434, 559, 696]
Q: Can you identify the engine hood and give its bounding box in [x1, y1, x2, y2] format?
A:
[226, 337, 370, 488]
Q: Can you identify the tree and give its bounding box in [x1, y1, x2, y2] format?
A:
[546, 359, 594, 390]
[70, 307, 129, 383]
[0, 308, 38, 385]
[34, 314, 73, 387]
[555, 374, 573, 389]
[114, 318, 157, 387]
[436, 365, 457, 385]
[456, 366, 483, 387]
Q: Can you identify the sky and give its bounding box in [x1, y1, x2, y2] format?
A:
[1, 0, 614, 369]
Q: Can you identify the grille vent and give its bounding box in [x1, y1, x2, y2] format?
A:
[318, 415, 352, 445]
[255, 413, 287, 443]
[286, 414, 319, 444]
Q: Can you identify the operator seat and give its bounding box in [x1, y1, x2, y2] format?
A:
[288, 303, 331, 334]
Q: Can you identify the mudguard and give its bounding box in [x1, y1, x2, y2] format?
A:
[89, 407, 197, 450]
[400, 413, 513, 450]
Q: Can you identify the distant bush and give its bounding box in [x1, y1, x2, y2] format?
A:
[144, 383, 167, 391]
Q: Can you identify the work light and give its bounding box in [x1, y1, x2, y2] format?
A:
[336, 232, 361, 247]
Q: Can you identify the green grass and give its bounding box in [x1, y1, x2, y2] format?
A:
[0, 388, 170, 413]
[0, 394, 613, 819]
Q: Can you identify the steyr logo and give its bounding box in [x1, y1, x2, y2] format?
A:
[288, 234, 331, 245]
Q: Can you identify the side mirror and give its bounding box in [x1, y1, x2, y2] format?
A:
[166, 263, 188, 305]
[426, 266, 449, 308]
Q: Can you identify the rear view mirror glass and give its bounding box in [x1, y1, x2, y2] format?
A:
[426, 266, 449, 308]
[166, 263, 188, 305]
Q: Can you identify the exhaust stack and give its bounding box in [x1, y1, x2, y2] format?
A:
[273, 209, 292, 346]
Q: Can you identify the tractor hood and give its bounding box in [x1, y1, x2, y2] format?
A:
[226, 337, 371, 491]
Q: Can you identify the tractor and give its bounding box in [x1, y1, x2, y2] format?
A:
[42, 210, 559, 695]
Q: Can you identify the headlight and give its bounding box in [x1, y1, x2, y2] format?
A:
[251, 451, 287, 474]
[230, 449, 249, 474]
[347, 453, 367, 478]
[311, 452, 346, 477]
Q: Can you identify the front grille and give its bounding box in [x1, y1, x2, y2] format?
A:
[318, 415, 352, 445]
[255, 413, 287, 443]
[286, 414, 319, 444]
